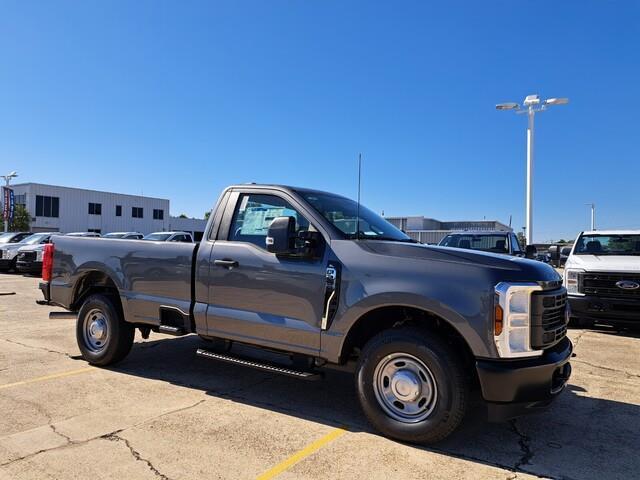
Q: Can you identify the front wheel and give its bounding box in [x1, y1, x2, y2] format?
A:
[76, 294, 134, 366]
[355, 327, 468, 444]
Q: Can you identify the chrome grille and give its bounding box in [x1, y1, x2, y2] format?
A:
[531, 289, 568, 349]
[581, 272, 640, 298]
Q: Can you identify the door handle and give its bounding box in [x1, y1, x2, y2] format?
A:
[214, 259, 239, 269]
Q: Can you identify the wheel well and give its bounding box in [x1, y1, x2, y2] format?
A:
[71, 271, 121, 313]
[340, 306, 477, 380]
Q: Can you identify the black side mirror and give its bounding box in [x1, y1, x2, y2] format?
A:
[525, 245, 537, 259]
[266, 216, 296, 255]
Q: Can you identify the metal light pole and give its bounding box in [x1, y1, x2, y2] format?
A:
[585, 203, 596, 230]
[1, 171, 18, 232]
[496, 95, 569, 245]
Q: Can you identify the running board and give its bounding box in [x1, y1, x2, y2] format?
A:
[49, 311, 77, 320]
[158, 325, 186, 336]
[196, 348, 322, 381]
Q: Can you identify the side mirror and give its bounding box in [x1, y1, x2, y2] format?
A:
[266, 216, 296, 255]
[525, 245, 537, 259]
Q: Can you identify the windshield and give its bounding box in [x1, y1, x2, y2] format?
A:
[104, 233, 125, 238]
[439, 234, 509, 253]
[298, 191, 412, 242]
[21, 233, 49, 245]
[574, 234, 640, 256]
[0, 233, 17, 244]
[143, 233, 172, 241]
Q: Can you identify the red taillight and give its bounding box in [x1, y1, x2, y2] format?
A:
[42, 243, 54, 282]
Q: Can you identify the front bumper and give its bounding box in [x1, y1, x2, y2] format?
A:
[16, 260, 42, 274]
[568, 294, 640, 325]
[476, 337, 572, 421]
[0, 258, 15, 270]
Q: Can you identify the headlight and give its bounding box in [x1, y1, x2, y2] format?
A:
[494, 282, 543, 358]
[564, 269, 584, 295]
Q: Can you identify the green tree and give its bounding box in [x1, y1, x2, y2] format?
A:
[9, 204, 30, 231]
[204, 211, 211, 220]
[178, 213, 188, 219]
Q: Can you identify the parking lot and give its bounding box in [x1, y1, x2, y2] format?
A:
[0, 273, 638, 480]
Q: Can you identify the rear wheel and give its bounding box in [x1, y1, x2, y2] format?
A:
[76, 294, 134, 366]
[355, 327, 468, 444]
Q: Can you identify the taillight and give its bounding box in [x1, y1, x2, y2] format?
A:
[42, 243, 54, 282]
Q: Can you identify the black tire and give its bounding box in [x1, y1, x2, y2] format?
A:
[355, 327, 468, 444]
[76, 294, 134, 366]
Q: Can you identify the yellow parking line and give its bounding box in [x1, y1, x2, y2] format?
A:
[256, 426, 348, 480]
[0, 367, 94, 390]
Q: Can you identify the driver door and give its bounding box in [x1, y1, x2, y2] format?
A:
[206, 190, 328, 355]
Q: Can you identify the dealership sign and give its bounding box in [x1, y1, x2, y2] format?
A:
[2, 187, 14, 223]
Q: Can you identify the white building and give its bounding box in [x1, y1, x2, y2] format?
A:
[7, 183, 207, 240]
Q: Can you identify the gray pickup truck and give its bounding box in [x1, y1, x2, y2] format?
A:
[38, 184, 572, 443]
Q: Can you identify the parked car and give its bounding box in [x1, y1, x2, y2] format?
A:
[65, 232, 102, 237]
[103, 232, 144, 240]
[0, 232, 31, 245]
[0, 232, 42, 272]
[14, 233, 59, 274]
[559, 246, 572, 267]
[142, 231, 193, 242]
[438, 231, 534, 257]
[39, 184, 571, 444]
[564, 230, 640, 328]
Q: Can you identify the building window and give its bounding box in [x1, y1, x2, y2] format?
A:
[35, 195, 60, 218]
[116, 205, 122, 216]
[88, 202, 102, 215]
[132, 207, 144, 218]
[153, 209, 164, 220]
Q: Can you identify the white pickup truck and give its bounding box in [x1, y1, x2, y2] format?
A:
[564, 230, 640, 327]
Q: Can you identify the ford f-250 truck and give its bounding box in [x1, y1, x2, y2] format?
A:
[564, 230, 640, 328]
[38, 184, 572, 443]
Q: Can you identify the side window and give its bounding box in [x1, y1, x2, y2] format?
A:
[228, 193, 309, 250]
[511, 234, 523, 253]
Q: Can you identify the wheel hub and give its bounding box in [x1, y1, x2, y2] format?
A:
[372, 353, 438, 423]
[83, 309, 109, 352]
[89, 318, 106, 340]
[391, 370, 421, 401]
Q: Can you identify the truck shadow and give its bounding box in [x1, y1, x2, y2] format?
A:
[106, 335, 639, 480]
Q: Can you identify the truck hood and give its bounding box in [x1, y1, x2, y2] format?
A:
[359, 241, 561, 283]
[566, 254, 640, 272]
[0, 242, 25, 252]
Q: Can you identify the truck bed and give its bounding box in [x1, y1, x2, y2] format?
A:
[50, 236, 196, 325]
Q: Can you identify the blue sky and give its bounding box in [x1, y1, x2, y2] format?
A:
[1, 1, 638, 242]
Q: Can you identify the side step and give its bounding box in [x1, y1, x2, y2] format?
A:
[158, 325, 186, 336]
[196, 348, 322, 381]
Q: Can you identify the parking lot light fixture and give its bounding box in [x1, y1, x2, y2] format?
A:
[496, 95, 569, 245]
[1, 171, 18, 233]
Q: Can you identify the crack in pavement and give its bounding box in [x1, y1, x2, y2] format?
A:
[0, 398, 208, 469]
[571, 330, 587, 351]
[103, 433, 172, 480]
[509, 420, 534, 472]
[1, 338, 76, 360]
[572, 359, 640, 379]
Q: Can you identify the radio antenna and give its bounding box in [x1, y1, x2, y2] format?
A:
[356, 153, 362, 240]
